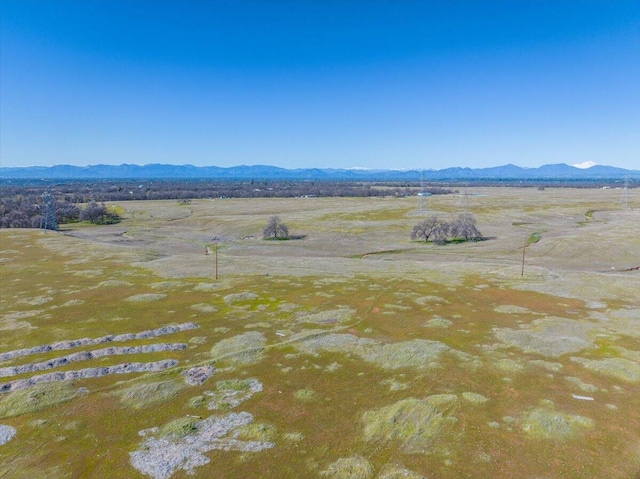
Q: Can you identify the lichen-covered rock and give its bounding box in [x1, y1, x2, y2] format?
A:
[130, 412, 274, 479]
[0, 424, 17, 445]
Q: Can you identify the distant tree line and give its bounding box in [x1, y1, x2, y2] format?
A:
[0, 180, 456, 229]
[1, 179, 456, 202]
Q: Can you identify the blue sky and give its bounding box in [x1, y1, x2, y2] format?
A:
[1, 1, 639, 170]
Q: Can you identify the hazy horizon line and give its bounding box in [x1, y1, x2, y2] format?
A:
[2, 160, 639, 172]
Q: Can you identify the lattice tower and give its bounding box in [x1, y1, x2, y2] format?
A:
[40, 191, 59, 231]
[417, 169, 428, 215]
[620, 177, 630, 210]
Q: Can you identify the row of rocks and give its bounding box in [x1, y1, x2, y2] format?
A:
[181, 366, 216, 386]
[0, 360, 179, 393]
[0, 343, 187, 378]
[0, 323, 198, 362]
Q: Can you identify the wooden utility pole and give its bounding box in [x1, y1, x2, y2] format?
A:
[521, 232, 541, 277]
[215, 243, 219, 280]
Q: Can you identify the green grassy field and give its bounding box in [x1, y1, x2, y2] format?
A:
[1, 187, 639, 478]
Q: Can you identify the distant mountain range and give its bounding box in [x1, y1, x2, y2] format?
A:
[1, 163, 638, 180]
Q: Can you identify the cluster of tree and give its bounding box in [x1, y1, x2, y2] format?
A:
[411, 213, 484, 244]
[0, 194, 120, 229]
[78, 202, 121, 225]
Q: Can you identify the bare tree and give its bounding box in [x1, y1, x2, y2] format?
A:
[411, 216, 443, 242]
[450, 213, 483, 241]
[263, 216, 289, 239]
[432, 220, 451, 245]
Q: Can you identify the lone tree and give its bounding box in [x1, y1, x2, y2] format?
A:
[263, 216, 289, 240]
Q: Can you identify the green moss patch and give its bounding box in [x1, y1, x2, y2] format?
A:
[297, 308, 355, 325]
[158, 416, 199, 440]
[206, 378, 263, 410]
[361, 395, 458, 454]
[114, 380, 184, 409]
[520, 407, 593, 440]
[124, 293, 167, 302]
[321, 455, 374, 479]
[564, 376, 599, 392]
[422, 317, 453, 329]
[210, 331, 266, 364]
[224, 292, 259, 304]
[362, 340, 451, 370]
[0, 382, 77, 418]
[461, 392, 489, 405]
[234, 422, 278, 442]
[495, 317, 595, 357]
[377, 463, 426, 479]
[294, 388, 318, 402]
[570, 357, 640, 382]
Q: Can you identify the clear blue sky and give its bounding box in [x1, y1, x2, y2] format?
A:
[2, 0, 639, 170]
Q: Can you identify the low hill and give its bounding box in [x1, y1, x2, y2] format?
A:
[1, 162, 638, 180]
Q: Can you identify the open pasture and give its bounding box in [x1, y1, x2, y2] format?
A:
[0, 187, 639, 478]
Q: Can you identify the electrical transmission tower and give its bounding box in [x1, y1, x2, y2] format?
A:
[416, 169, 429, 215]
[40, 191, 59, 231]
[620, 177, 630, 210]
[459, 183, 469, 211]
